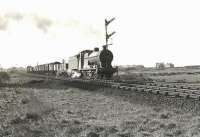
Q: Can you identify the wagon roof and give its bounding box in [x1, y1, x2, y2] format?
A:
[80, 49, 93, 53]
[49, 61, 61, 64]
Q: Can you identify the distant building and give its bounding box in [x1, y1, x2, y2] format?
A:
[7, 67, 26, 72]
[156, 62, 165, 69]
[155, 62, 174, 69]
[184, 65, 200, 69]
[165, 63, 175, 68]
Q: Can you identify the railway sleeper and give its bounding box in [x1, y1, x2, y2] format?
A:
[196, 87, 200, 90]
[189, 94, 200, 100]
[168, 85, 178, 88]
[148, 83, 157, 86]
[167, 91, 180, 97]
[119, 86, 127, 90]
[165, 85, 173, 88]
[178, 93, 189, 98]
[159, 90, 169, 96]
[158, 87, 169, 90]
[175, 90, 192, 94]
[111, 85, 119, 89]
[180, 85, 197, 90]
[158, 83, 165, 87]
[116, 85, 136, 91]
[143, 88, 160, 94]
[177, 89, 189, 93]
[167, 88, 177, 92]
[176, 85, 187, 89]
[144, 89, 152, 93]
[189, 87, 200, 90]
[146, 83, 152, 86]
[151, 90, 160, 94]
[129, 84, 142, 87]
[124, 87, 132, 90]
[135, 85, 146, 88]
[145, 86, 158, 89]
[136, 88, 145, 92]
[130, 87, 137, 91]
[182, 91, 194, 94]
[188, 90, 200, 94]
[164, 84, 171, 87]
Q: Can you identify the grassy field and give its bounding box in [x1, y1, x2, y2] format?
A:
[1, 72, 200, 136]
[118, 67, 200, 84]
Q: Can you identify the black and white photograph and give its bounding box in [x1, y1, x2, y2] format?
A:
[1, 0, 200, 136]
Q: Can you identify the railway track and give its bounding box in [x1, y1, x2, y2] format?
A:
[24, 72, 200, 100]
[61, 78, 200, 100]
[110, 82, 200, 100]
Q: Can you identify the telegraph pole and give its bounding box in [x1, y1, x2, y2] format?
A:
[105, 18, 116, 48]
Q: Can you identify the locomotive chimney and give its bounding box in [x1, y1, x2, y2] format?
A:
[94, 47, 99, 51]
[103, 45, 107, 50]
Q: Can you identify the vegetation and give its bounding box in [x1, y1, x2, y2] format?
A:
[0, 72, 10, 83]
[113, 73, 153, 84]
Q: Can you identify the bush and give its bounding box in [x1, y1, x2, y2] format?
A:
[0, 72, 10, 83]
[113, 73, 152, 84]
[25, 112, 41, 121]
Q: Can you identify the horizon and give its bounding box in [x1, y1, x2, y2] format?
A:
[2, 63, 200, 69]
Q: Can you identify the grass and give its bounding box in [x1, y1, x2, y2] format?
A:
[0, 72, 10, 83]
[2, 71, 200, 137]
[1, 85, 200, 137]
[117, 66, 200, 83]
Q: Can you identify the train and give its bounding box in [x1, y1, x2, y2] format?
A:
[27, 18, 118, 79]
[27, 45, 118, 79]
[27, 61, 68, 75]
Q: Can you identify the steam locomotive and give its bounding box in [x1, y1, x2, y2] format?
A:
[68, 45, 117, 79]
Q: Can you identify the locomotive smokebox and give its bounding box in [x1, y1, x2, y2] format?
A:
[100, 47, 113, 68]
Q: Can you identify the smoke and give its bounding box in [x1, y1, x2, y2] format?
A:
[0, 15, 8, 30]
[0, 11, 103, 38]
[0, 12, 24, 31]
[4, 12, 24, 21]
[71, 71, 81, 78]
[82, 24, 103, 40]
[0, 12, 53, 33]
[63, 19, 104, 40]
[33, 15, 52, 33]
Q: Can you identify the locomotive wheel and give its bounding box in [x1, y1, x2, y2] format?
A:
[100, 74, 104, 79]
[105, 74, 112, 79]
[93, 72, 98, 80]
[81, 71, 88, 79]
[88, 70, 93, 79]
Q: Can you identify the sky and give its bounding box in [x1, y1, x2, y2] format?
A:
[0, 0, 200, 68]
